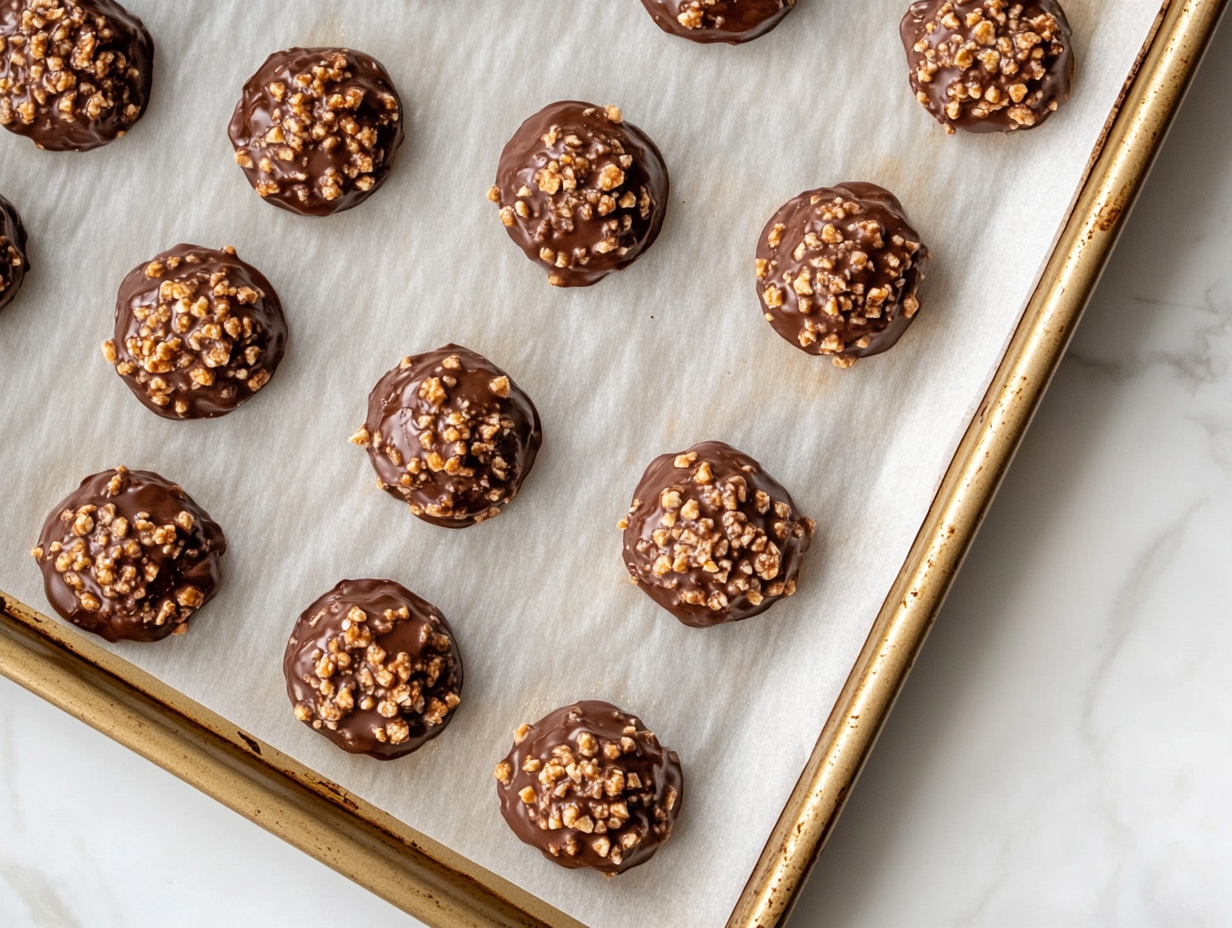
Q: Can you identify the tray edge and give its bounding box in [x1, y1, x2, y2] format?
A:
[0, 2, 1224, 925]
[0, 593, 585, 928]
[724, 1, 1230, 925]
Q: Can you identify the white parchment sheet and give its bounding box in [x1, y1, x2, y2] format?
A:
[0, 1, 1162, 925]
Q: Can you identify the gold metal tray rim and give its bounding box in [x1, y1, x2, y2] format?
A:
[1, 2, 1225, 924]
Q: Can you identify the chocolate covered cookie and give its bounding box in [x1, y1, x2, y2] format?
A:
[284, 579, 463, 760]
[0, 194, 29, 311]
[31, 466, 226, 642]
[494, 701, 682, 874]
[621, 441, 813, 627]
[756, 182, 928, 367]
[229, 47, 404, 216]
[639, 0, 795, 44]
[0, 0, 153, 151]
[103, 244, 287, 420]
[488, 101, 668, 287]
[902, 0, 1074, 134]
[352, 345, 542, 528]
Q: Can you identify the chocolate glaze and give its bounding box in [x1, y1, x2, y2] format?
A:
[756, 182, 928, 368]
[284, 579, 463, 760]
[639, 0, 795, 44]
[0, 194, 29, 311]
[31, 466, 225, 643]
[354, 344, 542, 528]
[902, 0, 1074, 134]
[228, 47, 404, 217]
[494, 701, 682, 874]
[491, 101, 668, 287]
[0, 0, 153, 152]
[622, 441, 813, 627]
[104, 244, 287, 420]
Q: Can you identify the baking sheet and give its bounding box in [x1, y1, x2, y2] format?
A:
[0, 1, 1163, 926]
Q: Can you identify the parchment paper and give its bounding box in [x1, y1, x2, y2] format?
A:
[0, 2, 1163, 926]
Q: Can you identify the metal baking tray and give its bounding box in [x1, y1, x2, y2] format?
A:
[0, 0, 1226, 925]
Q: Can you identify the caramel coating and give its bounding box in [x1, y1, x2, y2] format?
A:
[490, 101, 669, 287]
[621, 441, 814, 627]
[494, 701, 682, 874]
[104, 244, 288, 420]
[353, 345, 542, 528]
[284, 579, 463, 760]
[639, 0, 795, 44]
[0, 0, 153, 151]
[756, 182, 928, 368]
[31, 466, 226, 643]
[902, 0, 1074, 134]
[228, 47, 404, 216]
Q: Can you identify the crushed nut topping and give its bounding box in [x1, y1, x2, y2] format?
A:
[623, 441, 814, 627]
[491, 100, 668, 287]
[228, 47, 403, 216]
[903, 0, 1073, 134]
[357, 344, 542, 527]
[103, 245, 287, 420]
[286, 579, 462, 758]
[756, 183, 928, 368]
[0, 0, 152, 152]
[495, 701, 683, 874]
[32, 466, 226, 642]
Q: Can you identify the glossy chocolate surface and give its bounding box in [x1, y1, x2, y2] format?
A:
[0, 194, 29, 311]
[622, 441, 813, 627]
[494, 701, 682, 874]
[639, 0, 795, 44]
[353, 344, 542, 528]
[229, 47, 404, 216]
[104, 244, 287, 420]
[902, 0, 1074, 134]
[0, 0, 153, 151]
[756, 182, 928, 367]
[490, 101, 668, 287]
[31, 466, 225, 643]
[284, 579, 463, 760]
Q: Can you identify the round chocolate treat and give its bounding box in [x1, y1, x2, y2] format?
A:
[351, 345, 542, 528]
[493, 701, 683, 874]
[228, 47, 404, 216]
[31, 466, 225, 643]
[488, 101, 669, 287]
[102, 244, 287, 420]
[284, 579, 463, 760]
[0, 0, 153, 152]
[639, 0, 795, 44]
[902, 0, 1074, 134]
[0, 194, 29, 311]
[620, 441, 814, 627]
[756, 182, 928, 368]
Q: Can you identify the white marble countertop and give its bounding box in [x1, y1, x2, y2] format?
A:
[4, 16, 1231, 927]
